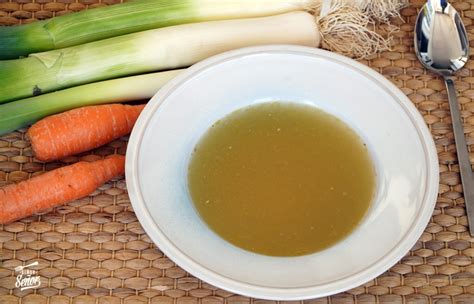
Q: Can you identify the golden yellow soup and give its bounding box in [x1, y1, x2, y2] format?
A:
[188, 102, 376, 256]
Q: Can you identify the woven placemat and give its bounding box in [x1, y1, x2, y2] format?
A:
[1, 0, 474, 303]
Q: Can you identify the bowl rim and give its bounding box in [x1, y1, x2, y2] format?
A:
[126, 45, 439, 300]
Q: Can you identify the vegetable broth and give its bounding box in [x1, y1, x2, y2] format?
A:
[188, 102, 375, 256]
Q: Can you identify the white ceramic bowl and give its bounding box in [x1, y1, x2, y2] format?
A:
[126, 45, 439, 300]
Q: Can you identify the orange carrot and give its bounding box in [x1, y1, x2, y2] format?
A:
[0, 155, 125, 224]
[28, 104, 145, 162]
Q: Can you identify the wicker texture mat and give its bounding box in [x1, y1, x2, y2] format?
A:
[1, 0, 474, 303]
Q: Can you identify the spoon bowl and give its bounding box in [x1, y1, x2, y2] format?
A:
[414, 0, 469, 75]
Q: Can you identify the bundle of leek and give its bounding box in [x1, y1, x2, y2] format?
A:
[0, 0, 405, 134]
[0, 0, 405, 59]
[1, 6, 393, 104]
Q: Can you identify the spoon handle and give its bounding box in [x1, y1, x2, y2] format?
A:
[444, 78, 474, 235]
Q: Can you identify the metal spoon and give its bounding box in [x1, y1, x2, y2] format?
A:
[414, 0, 474, 235]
